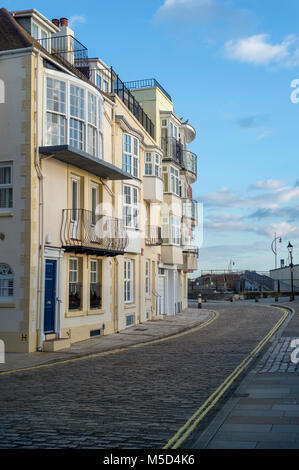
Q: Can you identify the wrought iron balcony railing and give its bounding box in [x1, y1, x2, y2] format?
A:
[88, 67, 155, 139]
[124, 78, 172, 102]
[182, 198, 198, 222]
[161, 137, 183, 166]
[182, 245, 199, 256]
[145, 225, 162, 246]
[182, 150, 197, 177]
[61, 209, 128, 253]
[37, 35, 89, 77]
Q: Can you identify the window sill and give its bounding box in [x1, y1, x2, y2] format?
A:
[124, 303, 136, 309]
[65, 309, 86, 318]
[88, 308, 105, 316]
[0, 302, 15, 308]
[0, 212, 13, 217]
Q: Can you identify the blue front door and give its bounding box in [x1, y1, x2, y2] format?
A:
[44, 260, 57, 333]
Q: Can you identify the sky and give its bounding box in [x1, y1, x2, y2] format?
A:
[3, 0, 299, 275]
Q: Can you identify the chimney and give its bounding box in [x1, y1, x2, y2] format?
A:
[52, 18, 60, 27]
[60, 17, 68, 27]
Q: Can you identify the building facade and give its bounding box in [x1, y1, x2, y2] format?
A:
[0, 8, 199, 352]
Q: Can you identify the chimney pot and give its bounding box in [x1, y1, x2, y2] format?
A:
[52, 18, 59, 27]
[60, 17, 68, 27]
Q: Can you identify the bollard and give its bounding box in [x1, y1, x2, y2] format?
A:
[198, 294, 202, 309]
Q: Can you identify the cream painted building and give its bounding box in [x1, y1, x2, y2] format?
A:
[0, 8, 199, 353]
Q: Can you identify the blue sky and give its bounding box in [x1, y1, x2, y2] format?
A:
[4, 0, 299, 274]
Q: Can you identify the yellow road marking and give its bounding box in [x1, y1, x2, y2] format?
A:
[163, 306, 290, 449]
[0, 310, 219, 377]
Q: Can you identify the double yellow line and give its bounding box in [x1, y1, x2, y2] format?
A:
[163, 306, 290, 449]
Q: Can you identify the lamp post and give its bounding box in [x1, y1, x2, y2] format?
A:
[287, 242, 295, 301]
[271, 233, 282, 270]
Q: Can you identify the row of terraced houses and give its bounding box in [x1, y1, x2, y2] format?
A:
[0, 8, 199, 352]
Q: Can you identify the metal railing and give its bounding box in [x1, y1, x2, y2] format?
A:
[124, 78, 172, 102]
[88, 67, 155, 138]
[61, 209, 128, 252]
[110, 68, 155, 139]
[161, 137, 183, 165]
[182, 150, 197, 177]
[182, 245, 199, 255]
[145, 225, 162, 246]
[37, 35, 89, 76]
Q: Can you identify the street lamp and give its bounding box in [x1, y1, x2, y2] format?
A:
[271, 233, 282, 269]
[287, 241, 295, 301]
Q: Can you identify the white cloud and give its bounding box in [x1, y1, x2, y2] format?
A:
[249, 179, 286, 191]
[256, 129, 273, 140]
[223, 33, 299, 67]
[155, 0, 253, 27]
[69, 15, 86, 28]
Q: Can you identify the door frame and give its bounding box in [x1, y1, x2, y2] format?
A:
[44, 259, 57, 334]
[41, 247, 64, 340]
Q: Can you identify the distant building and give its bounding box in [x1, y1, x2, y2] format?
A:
[270, 264, 299, 292]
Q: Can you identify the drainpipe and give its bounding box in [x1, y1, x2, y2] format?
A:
[114, 257, 119, 332]
[34, 51, 45, 351]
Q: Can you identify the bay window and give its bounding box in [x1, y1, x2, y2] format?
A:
[69, 85, 84, 150]
[144, 153, 161, 177]
[170, 216, 180, 245]
[170, 166, 179, 196]
[45, 73, 103, 158]
[46, 77, 66, 146]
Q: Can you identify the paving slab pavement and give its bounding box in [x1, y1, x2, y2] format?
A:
[192, 301, 299, 449]
[0, 308, 213, 373]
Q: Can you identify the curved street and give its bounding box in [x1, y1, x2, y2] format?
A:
[0, 303, 286, 449]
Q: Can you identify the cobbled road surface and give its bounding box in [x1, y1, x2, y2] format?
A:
[0, 303, 285, 448]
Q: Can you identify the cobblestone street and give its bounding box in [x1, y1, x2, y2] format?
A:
[0, 303, 286, 449]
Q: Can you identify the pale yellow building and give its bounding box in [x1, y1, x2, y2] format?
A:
[0, 8, 198, 353]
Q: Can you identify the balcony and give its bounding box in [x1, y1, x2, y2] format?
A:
[143, 175, 164, 202]
[88, 67, 155, 139]
[37, 35, 89, 78]
[161, 245, 183, 266]
[61, 209, 128, 256]
[181, 150, 197, 181]
[161, 137, 183, 166]
[182, 199, 198, 225]
[145, 226, 162, 246]
[180, 246, 199, 272]
[124, 78, 172, 102]
[40, 145, 131, 180]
